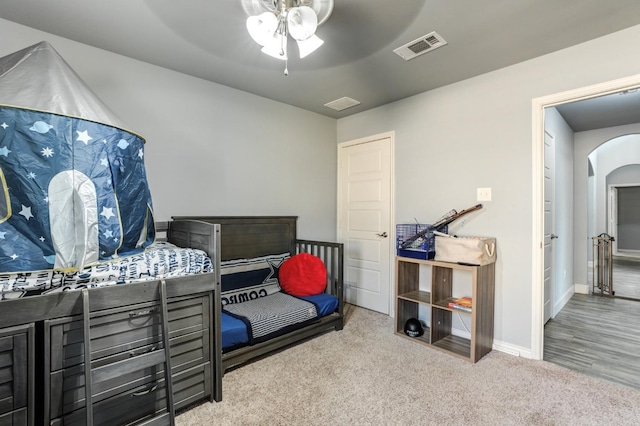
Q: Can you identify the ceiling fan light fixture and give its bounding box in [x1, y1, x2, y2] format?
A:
[244, 0, 333, 73]
[261, 32, 288, 60]
[297, 34, 323, 58]
[246, 12, 278, 46]
[287, 6, 318, 41]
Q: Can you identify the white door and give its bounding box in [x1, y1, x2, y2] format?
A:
[543, 130, 556, 324]
[338, 133, 393, 314]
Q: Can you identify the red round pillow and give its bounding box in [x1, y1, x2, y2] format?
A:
[279, 253, 327, 296]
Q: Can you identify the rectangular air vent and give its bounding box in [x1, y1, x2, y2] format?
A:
[324, 96, 361, 112]
[393, 31, 447, 61]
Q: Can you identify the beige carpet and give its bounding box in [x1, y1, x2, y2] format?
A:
[177, 305, 640, 425]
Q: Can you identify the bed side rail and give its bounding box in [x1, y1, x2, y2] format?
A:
[295, 240, 344, 317]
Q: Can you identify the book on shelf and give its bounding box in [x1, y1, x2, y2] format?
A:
[448, 296, 472, 312]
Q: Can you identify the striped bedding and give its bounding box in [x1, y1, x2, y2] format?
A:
[223, 291, 320, 344]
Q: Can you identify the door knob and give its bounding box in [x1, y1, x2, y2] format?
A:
[376, 232, 388, 238]
[551, 234, 558, 239]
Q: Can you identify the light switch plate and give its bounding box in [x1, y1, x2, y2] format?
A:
[477, 187, 492, 201]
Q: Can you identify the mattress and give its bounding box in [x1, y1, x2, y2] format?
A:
[0, 241, 212, 299]
[221, 291, 339, 350]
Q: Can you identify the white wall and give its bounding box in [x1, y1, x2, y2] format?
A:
[544, 108, 574, 312]
[338, 25, 640, 353]
[0, 18, 338, 241]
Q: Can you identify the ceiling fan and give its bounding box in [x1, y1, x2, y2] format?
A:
[241, 0, 334, 74]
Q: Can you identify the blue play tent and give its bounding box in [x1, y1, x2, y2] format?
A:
[0, 41, 155, 273]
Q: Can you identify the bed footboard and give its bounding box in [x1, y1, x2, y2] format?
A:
[159, 218, 223, 403]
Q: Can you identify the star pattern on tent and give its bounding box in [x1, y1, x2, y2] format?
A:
[39, 236, 45, 242]
[138, 148, 143, 159]
[44, 195, 49, 203]
[27, 171, 37, 179]
[19, 205, 33, 220]
[0, 231, 6, 239]
[100, 206, 115, 220]
[113, 237, 119, 243]
[1, 122, 8, 129]
[76, 130, 93, 145]
[0, 146, 10, 157]
[104, 229, 113, 238]
[100, 157, 108, 167]
[10, 254, 18, 260]
[41, 147, 55, 157]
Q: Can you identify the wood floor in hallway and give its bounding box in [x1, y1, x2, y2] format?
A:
[544, 293, 640, 391]
[609, 256, 640, 300]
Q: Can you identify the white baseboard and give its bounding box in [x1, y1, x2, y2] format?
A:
[493, 340, 532, 359]
[574, 283, 589, 294]
[553, 285, 574, 316]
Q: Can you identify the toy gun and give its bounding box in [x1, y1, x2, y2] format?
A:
[401, 204, 483, 249]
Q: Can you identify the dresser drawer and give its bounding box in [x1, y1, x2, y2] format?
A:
[47, 295, 210, 372]
[48, 328, 209, 418]
[48, 301, 163, 372]
[0, 407, 27, 426]
[0, 324, 33, 425]
[168, 296, 210, 337]
[50, 363, 211, 426]
[45, 293, 212, 422]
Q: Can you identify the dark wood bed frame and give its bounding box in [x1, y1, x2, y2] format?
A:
[172, 216, 345, 374]
[0, 216, 342, 423]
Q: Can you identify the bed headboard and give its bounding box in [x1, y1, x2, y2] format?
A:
[170, 216, 297, 261]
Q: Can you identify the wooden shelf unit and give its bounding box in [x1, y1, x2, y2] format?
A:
[395, 257, 495, 363]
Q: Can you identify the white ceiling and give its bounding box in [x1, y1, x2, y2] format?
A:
[2, 0, 640, 126]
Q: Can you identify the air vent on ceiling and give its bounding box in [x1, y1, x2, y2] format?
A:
[324, 96, 361, 112]
[393, 31, 447, 61]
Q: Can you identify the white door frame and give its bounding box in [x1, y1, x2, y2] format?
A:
[337, 131, 396, 316]
[531, 73, 640, 360]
